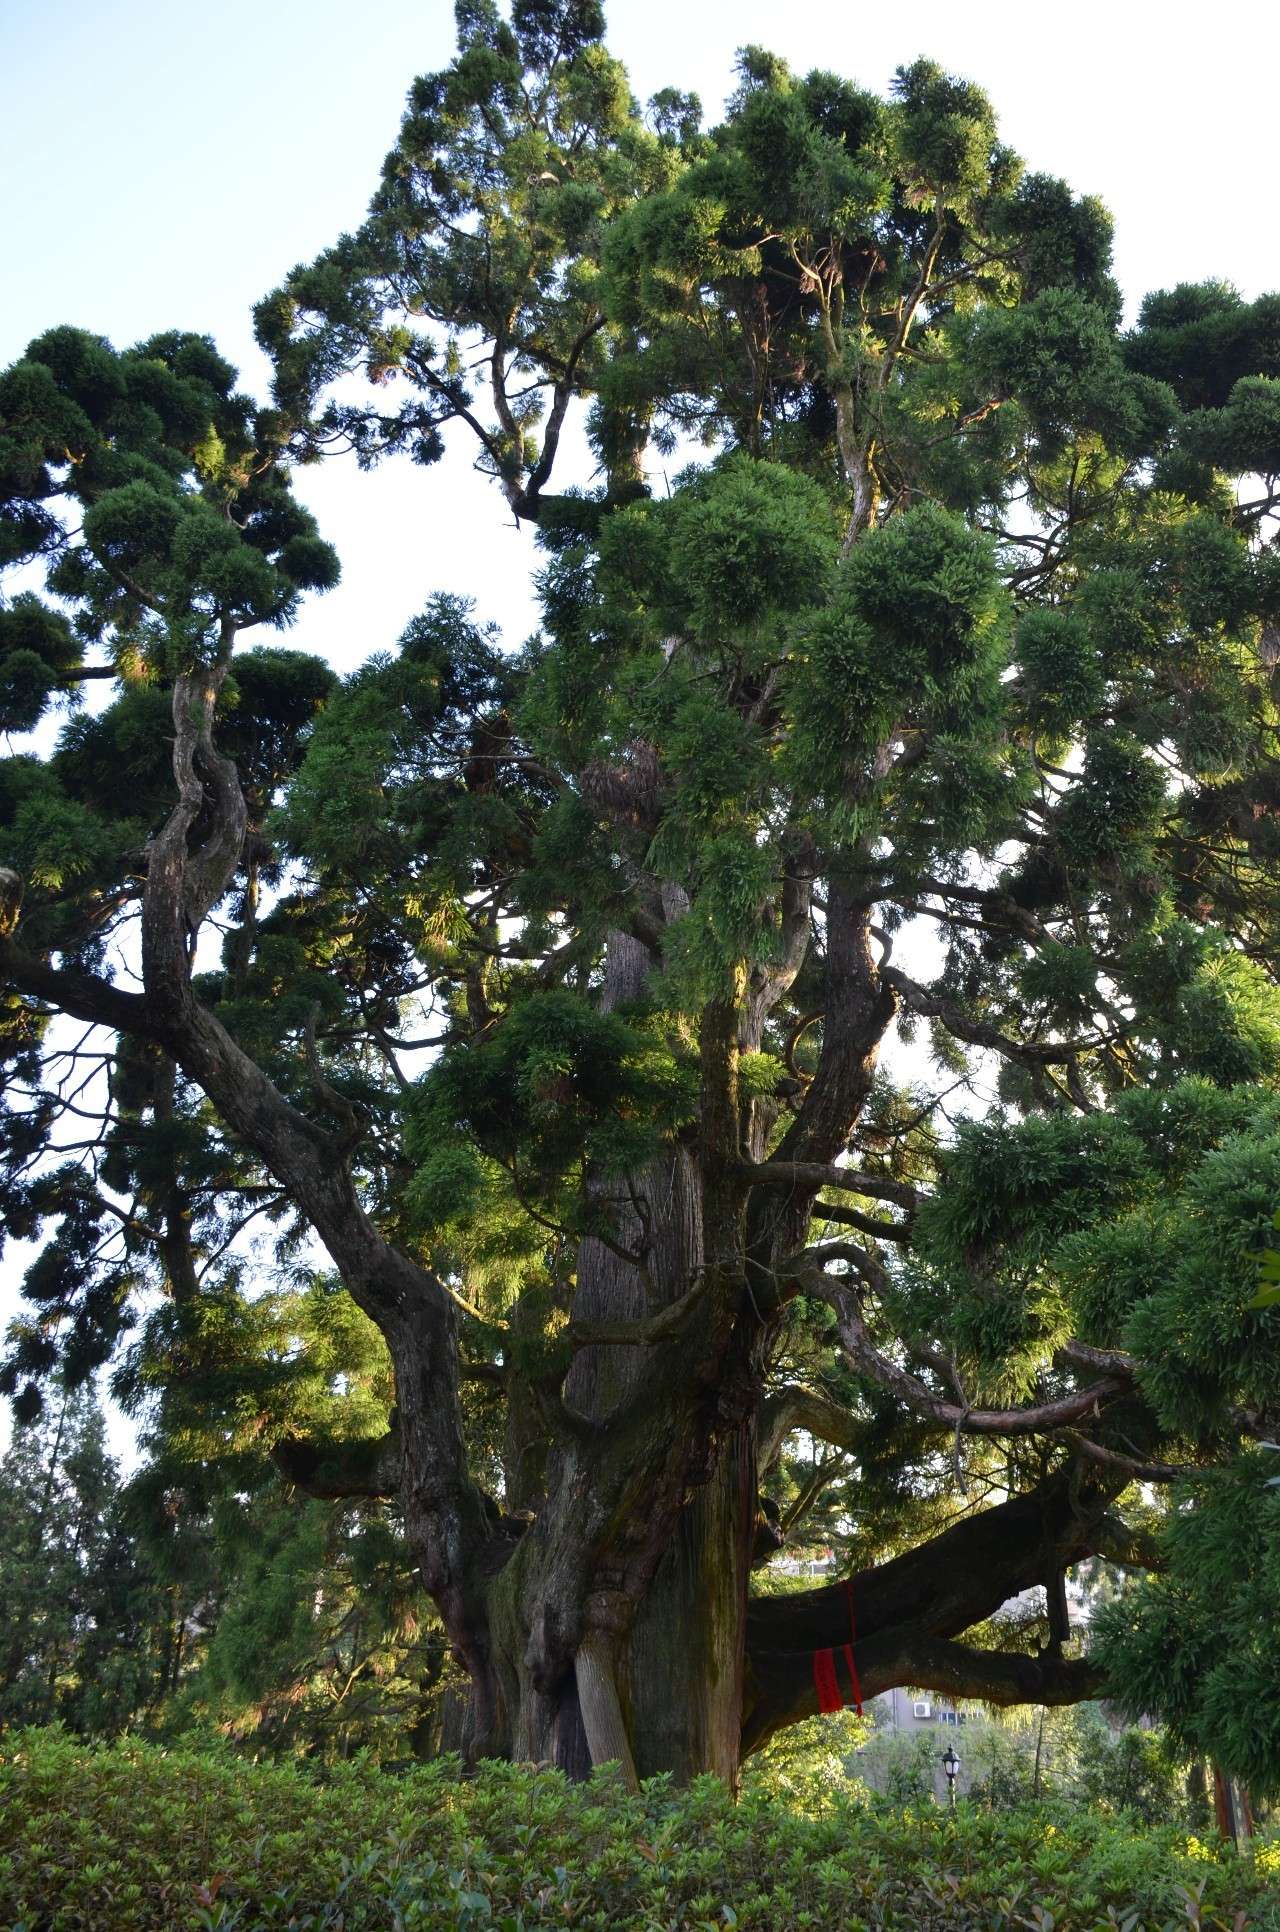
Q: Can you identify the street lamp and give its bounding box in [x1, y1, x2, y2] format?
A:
[941, 1744, 961, 1808]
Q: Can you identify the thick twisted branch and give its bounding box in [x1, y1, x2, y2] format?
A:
[4, 668, 497, 1641]
[758, 1384, 870, 1471]
[883, 964, 1100, 1067]
[744, 1161, 920, 1211]
[743, 1466, 1117, 1752]
[795, 1259, 1129, 1438]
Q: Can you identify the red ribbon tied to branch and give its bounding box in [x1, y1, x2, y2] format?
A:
[813, 1577, 863, 1716]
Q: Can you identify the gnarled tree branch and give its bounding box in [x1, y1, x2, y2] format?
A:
[758, 1384, 869, 1471]
[795, 1258, 1129, 1438]
[744, 1161, 919, 1211]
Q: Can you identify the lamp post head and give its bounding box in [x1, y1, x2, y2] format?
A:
[942, 1746, 961, 1780]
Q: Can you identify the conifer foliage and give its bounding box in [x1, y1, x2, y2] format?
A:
[0, 1385, 185, 1734]
[3, 0, 1280, 1788]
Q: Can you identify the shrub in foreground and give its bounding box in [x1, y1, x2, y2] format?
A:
[1, 1728, 1277, 1931]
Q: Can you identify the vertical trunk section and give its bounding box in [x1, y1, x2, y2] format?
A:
[621, 1420, 754, 1784]
[480, 928, 757, 1785]
[576, 1626, 639, 1790]
[488, 1415, 756, 1787]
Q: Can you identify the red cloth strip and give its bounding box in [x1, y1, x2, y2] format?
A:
[813, 1645, 842, 1714]
[845, 1578, 863, 1715]
[813, 1579, 864, 1718]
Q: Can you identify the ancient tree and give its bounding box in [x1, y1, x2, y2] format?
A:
[4, 1, 1280, 1790]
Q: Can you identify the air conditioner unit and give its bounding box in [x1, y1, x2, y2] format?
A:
[913, 1700, 932, 1719]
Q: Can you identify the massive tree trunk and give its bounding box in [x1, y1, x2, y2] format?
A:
[482, 1430, 756, 1784]
[623, 1429, 754, 1783]
[471, 929, 760, 1784]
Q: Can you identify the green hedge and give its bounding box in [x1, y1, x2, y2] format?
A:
[1, 1728, 1277, 1931]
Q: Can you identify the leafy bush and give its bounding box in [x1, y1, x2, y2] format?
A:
[2, 1728, 1278, 1931]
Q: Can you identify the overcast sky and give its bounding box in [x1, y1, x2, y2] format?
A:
[2, 0, 1278, 1450]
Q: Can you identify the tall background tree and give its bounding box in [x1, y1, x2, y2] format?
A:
[3, 0, 1280, 1790]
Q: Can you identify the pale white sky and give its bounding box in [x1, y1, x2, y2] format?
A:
[4, 0, 1279, 660]
[1, 0, 1278, 1448]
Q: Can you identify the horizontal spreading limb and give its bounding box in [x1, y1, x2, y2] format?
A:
[743, 1160, 920, 1211]
[743, 1467, 1117, 1753]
